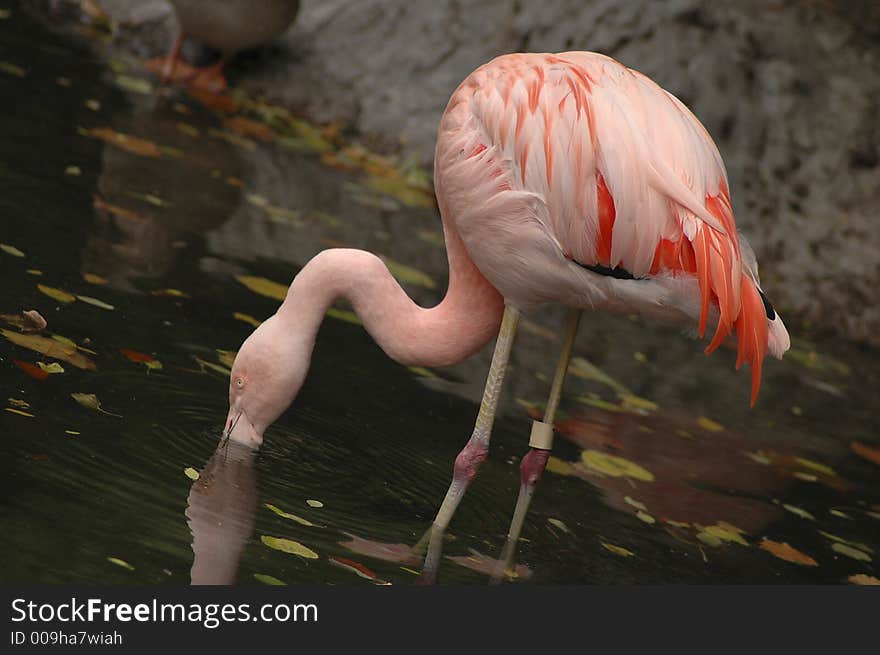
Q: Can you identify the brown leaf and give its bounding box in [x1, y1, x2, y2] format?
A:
[851, 441, 880, 467]
[759, 539, 818, 566]
[21, 310, 47, 332]
[223, 116, 275, 143]
[14, 359, 49, 381]
[82, 127, 161, 158]
[2, 329, 96, 370]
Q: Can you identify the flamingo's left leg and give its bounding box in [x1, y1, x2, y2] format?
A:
[490, 308, 582, 583]
[416, 304, 521, 583]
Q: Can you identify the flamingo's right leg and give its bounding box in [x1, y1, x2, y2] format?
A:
[416, 304, 520, 584]
[148, 32, 185, 86]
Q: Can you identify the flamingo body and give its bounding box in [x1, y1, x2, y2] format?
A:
[436, 52, 789, 403]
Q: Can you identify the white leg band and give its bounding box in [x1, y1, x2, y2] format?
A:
[528, 420, 554, 450]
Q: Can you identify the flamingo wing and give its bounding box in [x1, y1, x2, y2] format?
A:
[442, 52, 786, 403]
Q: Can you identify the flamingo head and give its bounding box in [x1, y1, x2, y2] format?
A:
[224, 314, 311, 448]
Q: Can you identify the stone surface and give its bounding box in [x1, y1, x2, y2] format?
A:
[25, 0, 880, 345]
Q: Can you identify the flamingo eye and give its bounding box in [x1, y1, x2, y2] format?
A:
[235, 377, 244, 389]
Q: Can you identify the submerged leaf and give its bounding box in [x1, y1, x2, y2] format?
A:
[71, 393, 121, 417]
[547, 518, 570, 533]
[601, 542, 635, 557]
[1, 329, 96, 370]
[260, 535, 318, 559]
[1, 242, 25, 257]
[697, 522, 748, 547]
[580, 450, 654, 482]
[265, 503, 317, 527]
[37, 284, 76, 304]
[848, 574, 880, 585]
[306, 499, 324, 508]
[254, 573, 286, 585]
[831, 543, 872, 562]
[783, 504, 816, 521]
[77, 295, 115, 310]
[37, 362, 64, 374]
[82, 127, 161, 158]
[759, 539, 818, 566]
[235, 275, 288, 301]
[4, 407, 35, 417]
[233, 312, 262, 328]
[107, 557, 134, 571]
[183, 467, 199, 481]
[14, 359, 49, 381]
[697, 416, 724, 432]
[851, 441, 880, 467]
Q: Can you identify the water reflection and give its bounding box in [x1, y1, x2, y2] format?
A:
[186, 438, 257, 585]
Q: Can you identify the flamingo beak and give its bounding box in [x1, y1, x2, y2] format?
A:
[223, 406, 262, 448]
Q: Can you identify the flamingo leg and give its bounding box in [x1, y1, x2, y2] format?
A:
[417, 304, 521, 583]
[490, 308, 581, 583]
[159, 32, 185, 86]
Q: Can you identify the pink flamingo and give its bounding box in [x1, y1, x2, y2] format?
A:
[224, 52, 790, 581]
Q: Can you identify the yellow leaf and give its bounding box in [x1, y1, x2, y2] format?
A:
[569, 357, 629, 394]
[697, 521, 748, 546]
[233, 312, 262, 327]
[76, 295, 115, 310]
[545, 456, 574, 476]
[107, 557, 134, 571]
[37, 284, 76, 303]
[194, 356, 231, 376]
[254, 573, 286, 586]
[265, 503, 317, 527]
[183, 467, 199, 480]
[783, 504, 815, 521]
[216, 350, 237, 369]
[848, 574, 880, 585]
[624, 496, 647, 511]
[601, 542, 635, 557]
[37, 362, 64, 374]
[580, 449, 654, 482]
[260, 535, 318, 559]
[819, 531, 874, 554]
[235, 275, 288, 301]
[618, 393, 658, 412]
[1, 243, 25, 257]
[636, 510, 656, 524]
[547, 518, 569, 533]
[697, 416, 724, 432]
[4, 407, 34, 417]
[794, 457, 835, 476]
[408, 366, 436, 378]
[831, 543, 872, 562]
[306, 499, 323, 508]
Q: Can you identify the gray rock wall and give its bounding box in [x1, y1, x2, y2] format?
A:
[31, 0, 880, 345]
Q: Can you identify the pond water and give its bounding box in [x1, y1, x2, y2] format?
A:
[1, 9, 878, 585]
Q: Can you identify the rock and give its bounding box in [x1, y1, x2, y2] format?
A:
[24, 0, 880, 346]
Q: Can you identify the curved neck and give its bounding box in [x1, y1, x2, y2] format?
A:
[276, 221, 504, 367]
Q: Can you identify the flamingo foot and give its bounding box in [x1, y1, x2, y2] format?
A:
[489, 447, 550, 584]
[188, 61, 228, 94]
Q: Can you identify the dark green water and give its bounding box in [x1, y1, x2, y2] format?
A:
[1, 8, 878, 585]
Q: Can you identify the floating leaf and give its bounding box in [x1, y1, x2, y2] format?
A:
[329, 556, 380, 581]
[115, 74, 153, 95]
[150, 288, 189, 298]
[624, 496, 647, 511]
[120, 348, 154, 363]
[547, 518, 570, 533]
[759, 539, 818, 566]
[65, 430, 79, 436]
[14, 359, 49, 381]
[77, 295, 114, 310]
[783, 504, 815, 521]
[601, 541, 635, 557]
[697, 416, 724, 432]
[829, 509, 852, 520]
[851, 441, 880, 467]
[236, 275, 287, 301]
[265, 503, 317, 527]
[618, 393, 657, 412]
[224, 116, 275, 143]
[819, 531, 874, 554]
[636, 510, 656, 524]
[306, 499, 324, 508]
[1, 243, 25, 257]
[380, 257, 436, 289]
[794, 457, 835, 476]
[254, 573, 286, 586]
[216, 350, 236, 369]
[260, 535, 318, 559]
[580, 449, 654, 482]
[183, 467, 199, 481]
[233, 312, 262, 327]
[848, 574, 880, 585]
[107, 557, 134, 571]
[1, 329, 95, 369]
[64, 165, 81, 176]
[85, 98, 101, 111]
[569, 357, 628, 394]
[37, 284, 76, 304]
[8, 398, 30, 409]
[545, 456, 574, 476]
[0, 60, 26, 78]
[408, 366, 436, 378]
[4, 407, 34, 417]
[697, 522, 748, 546]
[82, 127, 160, 158]
[71, 393, 121, 417]
[831, 543, 872, 562]
[193, 356, 231, 376]
[576, 395, 623, 412]
[37, 362, 64, 374]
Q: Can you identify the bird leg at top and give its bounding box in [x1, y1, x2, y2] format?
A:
[416, 305, 521, 584]
[490, 308, 582, 584]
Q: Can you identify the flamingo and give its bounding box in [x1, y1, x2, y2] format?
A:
[151, 0, 300, 91]
[224, 52, 791, 582]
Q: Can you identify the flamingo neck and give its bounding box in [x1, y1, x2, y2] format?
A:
[275, 222, 504, 367]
